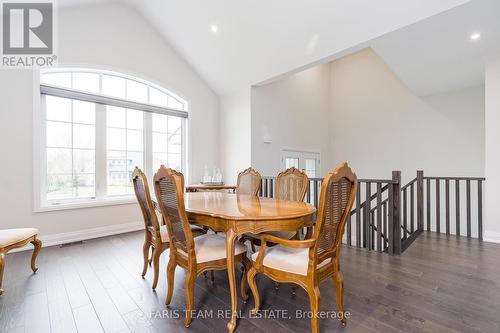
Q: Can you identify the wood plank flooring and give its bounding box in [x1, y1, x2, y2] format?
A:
[1, 231, 499, 333]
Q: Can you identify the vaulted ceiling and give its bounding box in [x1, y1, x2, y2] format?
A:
[62, 0, 485, 97]
[124, 0, 471, 96]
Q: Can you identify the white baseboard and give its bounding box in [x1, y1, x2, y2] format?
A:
[484, 230, 500, 244]
[10, 221, 143, 253]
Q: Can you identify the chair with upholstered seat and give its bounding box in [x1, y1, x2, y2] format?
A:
[247, 162, 357, 332]
[153, 166, 250, 327]
[132, 167, 205, 290]
[244, 167, 308, 247]
[0, 228, 42, 295]
[236, 167, 261, 196]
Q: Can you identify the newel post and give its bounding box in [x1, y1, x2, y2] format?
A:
[416, 170, 424, 232]
[388, 171, 402, 255]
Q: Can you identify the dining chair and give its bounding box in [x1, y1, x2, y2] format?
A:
[0, 228, 42, 295]
[236, 167, 261, 196]
[153, 166, 250, 327]
[247, 162, 357, 332]
[132, 167, 205, 290]
[242, 167, 308, 250]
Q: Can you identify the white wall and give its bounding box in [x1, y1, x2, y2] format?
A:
[219, 89, 252, 183]
[329, 48, 484, 182]
[251, 64, 331, 177]
[484, 58, 500, 242]
[249, 47, 485, 237]
[0, 3, 219, 241]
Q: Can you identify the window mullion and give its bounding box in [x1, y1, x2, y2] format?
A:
[95, 103, 107, 198]
[144, 110, 153, 180]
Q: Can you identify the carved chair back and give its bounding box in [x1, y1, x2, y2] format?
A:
[153, 166, 194, 256]
[132, 167, 161, 238]
[236, 167, 262, 196]
[275, 167, 308, 202]
[312, 163, 357, 265]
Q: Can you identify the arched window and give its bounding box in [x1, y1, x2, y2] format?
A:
[36, 68, 188, 209]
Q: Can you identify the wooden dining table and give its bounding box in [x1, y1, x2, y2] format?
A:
[183, 191, 316, 332]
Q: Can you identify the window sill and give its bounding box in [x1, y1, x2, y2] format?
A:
[34, 197, 136, 213]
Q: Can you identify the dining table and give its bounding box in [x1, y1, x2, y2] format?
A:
[182, 191, 316, 332]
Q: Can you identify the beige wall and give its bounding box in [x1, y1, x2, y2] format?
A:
[0, 3, 219, 242]
[251, 64, 331, 177]
[329, 48, 484, 183]
[485, 58, 500, 241]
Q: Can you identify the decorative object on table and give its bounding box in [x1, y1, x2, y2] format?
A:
[132, 167, 205, 290]
[202, 165, 224, 185]
[0, 228, 42, 295]
[153, 166, 250, 328]
[247, 162, 357, 333]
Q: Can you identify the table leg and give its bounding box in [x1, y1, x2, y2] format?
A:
[225, 228, 238, 333]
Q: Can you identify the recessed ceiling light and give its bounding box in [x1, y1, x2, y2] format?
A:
[210, 25, 218, 33]
[470, 32, 481, 41]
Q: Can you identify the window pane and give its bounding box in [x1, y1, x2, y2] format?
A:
[168, 154, 182, 171]
[107, 128, 126, 150]
[153, 132, 168, 153]
[152, 113, 168, 132]
[305, 159, 316, 178]
[107, 151, 127, 196]
[127, 129, 143, 151]
[47, 148, 72, 174]
[73, 174, 95, 198]
[168, 116, 181, 134]
[107, 106, 126, 128]
[73, 100, 95, 124]
[46, 96, 71, 122]
[47, 174, 73, 200]
[285, 158, 299, 169]
[46, 121, 71, 147]
[72, 72, 99, 93]
[127, 109, 143, 130]
[73, 149, 95, 173]
[149, 88, 168, 107]
[41, 72, 71, 88]
[73, 124, 95, 149]
[153, 153, 168, 172]
[168, 96, 184, 110]
[168, 134, 182, 154]
[127, 151, 143, 172]
[102, 75, 125, 98]
[126, 80, 147, 103]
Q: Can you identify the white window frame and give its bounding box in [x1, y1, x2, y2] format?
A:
[34, 68, 188, 212]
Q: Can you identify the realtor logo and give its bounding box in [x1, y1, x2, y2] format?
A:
[1, 1, 57, 67]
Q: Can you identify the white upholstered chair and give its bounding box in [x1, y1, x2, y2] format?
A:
[0, 228, 42, 295]
[247, 162, 358, 333]
[153, 166, 250, 327]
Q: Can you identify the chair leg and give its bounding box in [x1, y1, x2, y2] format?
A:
[184, 270, 196, 327]
[334, 271, 346, 326]
[307, 286, 321, 333]
[0, 252, 5, 295]
[165, 258, 176, 305]
[151, 247, 161, 290]
[30, 238, 42, 273]
[240, 260, 250, 302]
[142, 241, 150, 278]
[247, 266, 260, 314]
[210, 270, 215, 284]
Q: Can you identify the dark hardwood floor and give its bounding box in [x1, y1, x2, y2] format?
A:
[1, 231, 499, 333]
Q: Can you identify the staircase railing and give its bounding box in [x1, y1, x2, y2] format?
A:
[260, 170, 485, 255]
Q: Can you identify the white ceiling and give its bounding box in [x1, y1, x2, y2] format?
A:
[370, 0, 500, 96]
[122, 0, 471, 96]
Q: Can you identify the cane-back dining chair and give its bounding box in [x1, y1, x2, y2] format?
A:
[247, 162, 357, 333]
[153, 166, 250, 327]
[132, 167, 204, 290]
[242, 167, 308, 250]
[236, 167, 261, 196]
